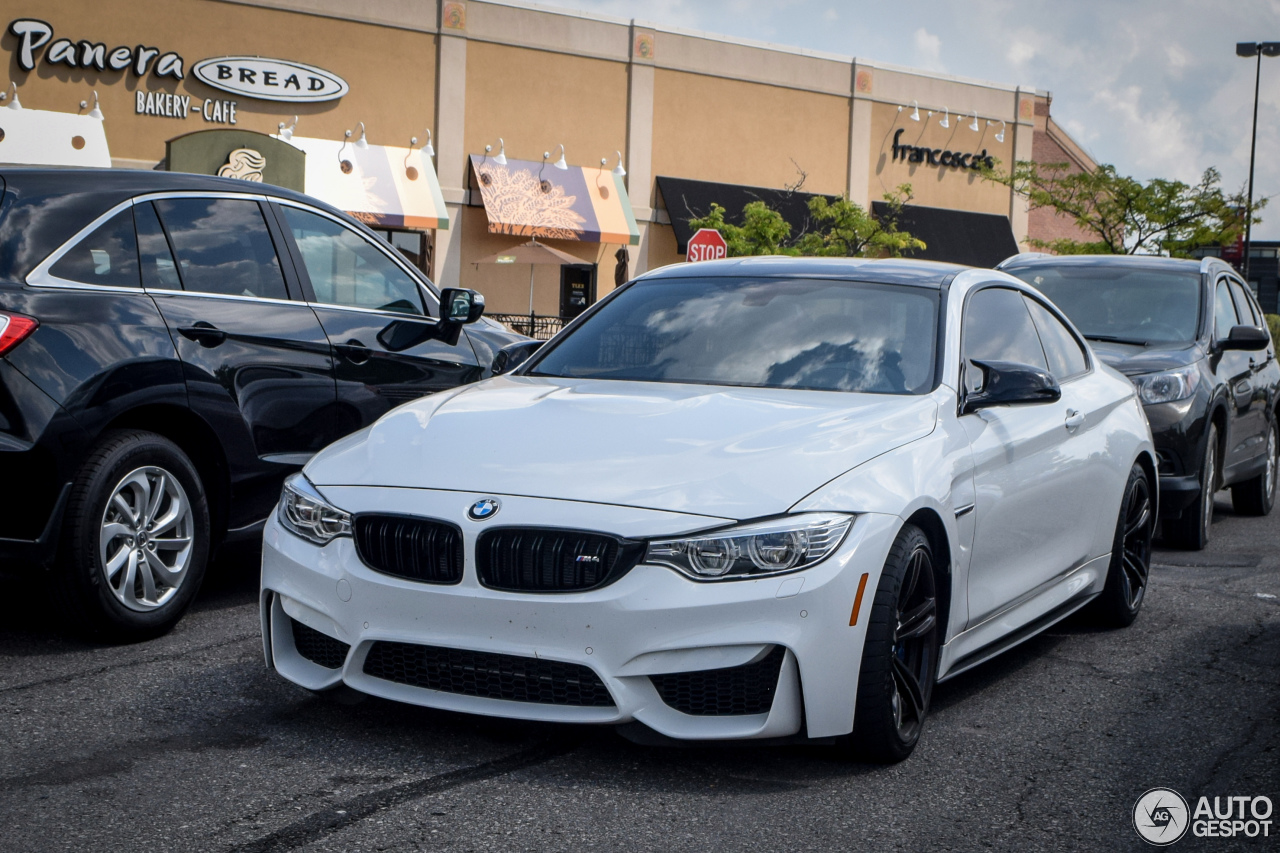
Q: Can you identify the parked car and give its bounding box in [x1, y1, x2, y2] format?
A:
[0, 169, 523, 639]
[999, 254, 1279, 549]
[261, 257, 1156, 762]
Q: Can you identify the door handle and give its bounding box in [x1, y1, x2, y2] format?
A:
[177, 322, 226, 347]
[1064, 409, 1085, 431]
[336, 339, 372, 364]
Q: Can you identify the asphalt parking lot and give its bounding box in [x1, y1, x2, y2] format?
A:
[2, 496, 1277, 853]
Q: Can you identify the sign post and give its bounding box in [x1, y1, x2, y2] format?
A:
[686, 228, 728, 263]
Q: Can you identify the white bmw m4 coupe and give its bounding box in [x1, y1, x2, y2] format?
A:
[261, 257, 1156, 762]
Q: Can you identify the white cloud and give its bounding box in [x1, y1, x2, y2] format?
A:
[823, 7, 838, 21]
[912, 27, 943, 71]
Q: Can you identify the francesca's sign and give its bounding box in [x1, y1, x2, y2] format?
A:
[892, 128, 995, 171]
[192, 57, 348, 103]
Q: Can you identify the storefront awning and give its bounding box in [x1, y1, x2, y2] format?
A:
[286, 136, 449, 230]
[871, 202, 1018, 268]
[0, 108, 110, 168]
[656, 176, 829, 255]
[469, 155, 638, 245]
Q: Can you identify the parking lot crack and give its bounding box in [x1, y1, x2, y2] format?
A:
[226, 738, 578, 853]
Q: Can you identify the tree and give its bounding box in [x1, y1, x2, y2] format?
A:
[687, 186, 925, 258]
[980, 161, 1259, 256]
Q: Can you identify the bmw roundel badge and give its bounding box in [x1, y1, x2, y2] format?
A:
[467, 498, 500, 521]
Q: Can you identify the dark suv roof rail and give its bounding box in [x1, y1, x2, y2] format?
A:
[994, 252, 1050, 270]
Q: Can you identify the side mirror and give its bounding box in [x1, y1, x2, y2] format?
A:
[1220, 324, 1270, 351]
[961, 359, 1061, 415]
[492, 340, 544, 375]
[440, 288, 485, 324]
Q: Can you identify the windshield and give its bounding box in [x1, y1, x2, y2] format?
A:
[1008, 266, 1201, 344]
[529, 277, 939, 394]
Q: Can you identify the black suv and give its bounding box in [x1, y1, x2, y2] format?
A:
[999, 254, 1278, 549]
[0, 169, 523, 637]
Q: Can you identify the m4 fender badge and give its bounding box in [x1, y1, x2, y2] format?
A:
[468, 498, 500, 521]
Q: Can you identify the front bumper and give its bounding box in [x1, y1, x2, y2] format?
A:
[260, 487, 902, 741]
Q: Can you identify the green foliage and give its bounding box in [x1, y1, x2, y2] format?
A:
[687, 186, 925, 259]
[979, 161, 1261, 257]
[1266, 314, 1280, 349]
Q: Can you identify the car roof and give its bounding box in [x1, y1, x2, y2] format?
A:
[636, 256, 968, 288]
[0, 167, 334, 210]
[998, 253, 1203, 274]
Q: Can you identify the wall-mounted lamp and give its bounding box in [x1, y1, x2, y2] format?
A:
[908, 100, 920, 121]
[548, 144, 568, 170]
[609, 150, 626, 177]
[353, 121, 368, 149]
[277, 116, 297, 141]
[484, 138, 507, 166]
[938, 107, 950, 129]
[1, 83, 21, 110]
[968, 111, 979, 132]
[78, 91, 104, 120]
[987, 120, 1006, 143]
[420, 129, 435, 159]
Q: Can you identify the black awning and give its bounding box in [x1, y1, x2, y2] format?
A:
[872, 202, 1018, 268]
[656, 176, 830, 254]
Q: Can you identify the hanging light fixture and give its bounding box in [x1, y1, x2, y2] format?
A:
[988, 120, 1006, 143]
[909, 99, 920, 121]
[611, 150, 626, 177]
[938, 107, 950, 129]
[422, 128, 435, 159]
[354, 121, 368, 149]
[968, 110, 980, 132]
[78, 91, 104, 120]
[550, 143, 568, 170]
[277, 116, 297, 141]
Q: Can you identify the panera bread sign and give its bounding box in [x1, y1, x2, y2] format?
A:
[5, 19, 348, 105]
[193, 57, 348, 103]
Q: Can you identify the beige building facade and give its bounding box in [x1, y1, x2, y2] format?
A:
[0, 0, 1093, 317]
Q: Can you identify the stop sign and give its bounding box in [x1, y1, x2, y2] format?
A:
[686, 228, 728, 263]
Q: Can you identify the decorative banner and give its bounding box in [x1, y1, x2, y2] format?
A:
[0, 107, 110, 167]
[469, 155, 639, 245]
[166, 129, 304, 190]
[193, 57, 348, 103]
[287, 135, 449, 230]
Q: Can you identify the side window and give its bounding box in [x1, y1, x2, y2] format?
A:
[153, 198, 288, 300]
[1214, 278, 1240, 341]
[962, 287, 1048, 393]
[281, 206, 429, 317]
[1025, 296, 1089, 381]
[48, 208, 140, 288]
[1228, 279, 1260, 327]
[133, 202, 181, 290]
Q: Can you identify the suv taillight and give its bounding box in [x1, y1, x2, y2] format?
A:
[0, 312, 38, 357]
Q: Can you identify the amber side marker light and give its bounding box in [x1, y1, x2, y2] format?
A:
[849, 572, 870, 626]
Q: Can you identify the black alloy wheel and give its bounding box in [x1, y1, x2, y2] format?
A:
[1165, 423, 1218, 550]
[1089, 462, 1154, 627]
[1232, 415, 1278, 516]
[847, 524, 940, 763]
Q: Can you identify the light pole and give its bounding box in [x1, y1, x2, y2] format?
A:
[1236, 42, 1280, 283]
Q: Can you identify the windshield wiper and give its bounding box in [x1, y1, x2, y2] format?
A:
[1084, 334, 1153, 347]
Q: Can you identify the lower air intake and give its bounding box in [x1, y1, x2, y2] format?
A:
[650, 646, 786, 716]
[291, 618, 351, 669]
[362, 641, 615, 707]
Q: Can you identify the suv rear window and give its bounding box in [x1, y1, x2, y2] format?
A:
[48, 209, 141, 288]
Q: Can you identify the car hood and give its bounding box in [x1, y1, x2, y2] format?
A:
[1086, 339, 1204, 377]
[305, 376, 939, 519]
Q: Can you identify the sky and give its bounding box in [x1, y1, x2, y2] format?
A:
[552, 0, 1280, 239]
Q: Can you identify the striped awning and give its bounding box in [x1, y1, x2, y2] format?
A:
[286, 135, 449, 230]
[469, 155, 638, 245]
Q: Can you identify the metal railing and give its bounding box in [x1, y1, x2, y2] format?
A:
[488, 313, 569, 340]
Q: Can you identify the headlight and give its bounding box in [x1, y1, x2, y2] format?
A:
[1132, 365, 1200, 405]
[645, 513, 854, 580]
[278, 473, 351, 545]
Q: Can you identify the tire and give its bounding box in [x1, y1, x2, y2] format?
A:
[1165, 423, 1218, 550]
[844, 524, 940, 763]
[1232, 415, 1277, 516]
[53, 430, 211, 641]
[1087, 463, 1154, 628]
